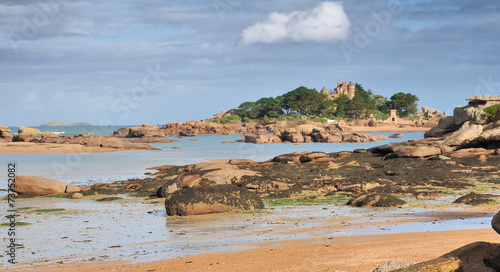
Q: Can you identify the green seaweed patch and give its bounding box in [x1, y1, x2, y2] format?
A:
[35, 208, 66, 213]
[38, 194, 67, 198]
[1, 222, 31, 227]
[17, 207, 36, 211]
[264, 194, 348, 206]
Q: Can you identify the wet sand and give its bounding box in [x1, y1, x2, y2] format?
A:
[0, 142, 118, 153]
[1, 196, 498, 272]
[11, 228, 499, 272]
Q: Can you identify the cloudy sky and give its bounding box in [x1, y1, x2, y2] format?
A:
[1, 0, 499, 126]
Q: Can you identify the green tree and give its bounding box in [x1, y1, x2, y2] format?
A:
[389, 92, 419, 117]
[281, 86, 328, 115]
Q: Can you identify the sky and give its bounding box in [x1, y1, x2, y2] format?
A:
[1, 0, 500, 126]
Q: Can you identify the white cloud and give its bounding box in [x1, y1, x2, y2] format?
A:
[241, 2, 350, 45]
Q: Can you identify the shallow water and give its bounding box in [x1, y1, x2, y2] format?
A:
[0, 132, 424, 188]
[1, 197, 493, 268]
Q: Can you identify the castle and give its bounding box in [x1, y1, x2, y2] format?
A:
[321, 81, 356, 100]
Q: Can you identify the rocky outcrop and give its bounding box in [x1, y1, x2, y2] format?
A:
[164, 184, 264, 216]
[0, 126, 13, 142]
[11, 175, 80, 196]
[371, 95, 500, 159]
[13, 126, 41, 142]
[425, 95, 500, 140]
[114, 124, 165, 138]
[243, 124, 385, 144]
[420, 106, 446, 118]
[347, 194, 406, 207]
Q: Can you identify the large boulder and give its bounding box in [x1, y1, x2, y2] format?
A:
[175, 174, 203, 188]
[13, 126, 41, 142]
[286, 132, 304, 143]
[477, 126, 500, 143]
[342, 133, 377, 143]
[100, 138, 124, 149]
[397, 257, 462, 272]
[492, 211, 500, 236]
[126, 124, 163, 138]
[244, 134, 282, 144]
[424, 116, 460, 138]
[201, 168, 260, 185]
[453, 104, 489, 125]
[397, 146, 441, 158]
[0, 126, 13, 142]
[12, 176, 67, 196]
[164, 185, 264, 216]
[444, 121, 483, 146]
[347, 194, 406, 207]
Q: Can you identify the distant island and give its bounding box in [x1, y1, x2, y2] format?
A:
[40, 120, 93, 127]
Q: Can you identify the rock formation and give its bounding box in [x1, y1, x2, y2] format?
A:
[12, 175, 80, 196]
[13, 126, 41, 142]
[164, 184, 264, 216]
[9, 126, 159, 150]
[0, 126, 13, 142]
[243, 124, 386, 144]
[370, 95, 500, 158]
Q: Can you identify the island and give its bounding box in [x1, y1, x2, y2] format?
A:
[40, 120, 93, 126]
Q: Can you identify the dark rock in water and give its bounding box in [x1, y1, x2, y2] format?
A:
[96, 197, 123, 202]
[164, 185, 264, 216]
[347, 194, 406, 207]
[389, 133, 404, 138]
[453, 192, 498, 205]
[491, 211, 500, 236]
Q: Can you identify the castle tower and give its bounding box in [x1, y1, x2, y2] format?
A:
[321, 86, 329, 95]
[347, 81, 355, 99]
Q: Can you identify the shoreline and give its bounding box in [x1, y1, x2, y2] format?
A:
[0, 142, 119, 154]
[8, 227, 498, 272]
[0, 127, 428, 154]
[349, 125, 432, 133]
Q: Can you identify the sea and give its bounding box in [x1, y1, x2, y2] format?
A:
[2, 126, 424, 188]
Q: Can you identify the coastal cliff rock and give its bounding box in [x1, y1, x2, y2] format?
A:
[12, 175, 80, 196]
[164, 185, 264, 216]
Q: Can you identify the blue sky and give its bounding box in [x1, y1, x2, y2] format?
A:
[1, 0, 499, 126]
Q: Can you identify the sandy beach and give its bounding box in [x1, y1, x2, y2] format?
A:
[9, 228, 499, 272]
[0, 142, 118, 154]
[349, 125, 431, 133]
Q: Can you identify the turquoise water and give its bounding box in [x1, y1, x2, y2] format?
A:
[0, 132, 424, 188]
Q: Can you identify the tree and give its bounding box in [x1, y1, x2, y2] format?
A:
[281, 86, 328, 115]
[389, 92, 419, 117]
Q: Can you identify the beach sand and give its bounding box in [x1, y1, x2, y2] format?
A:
[11, 228, 498, 272]
[0, 142, 118, 153]
[349, 125, 431, 133]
